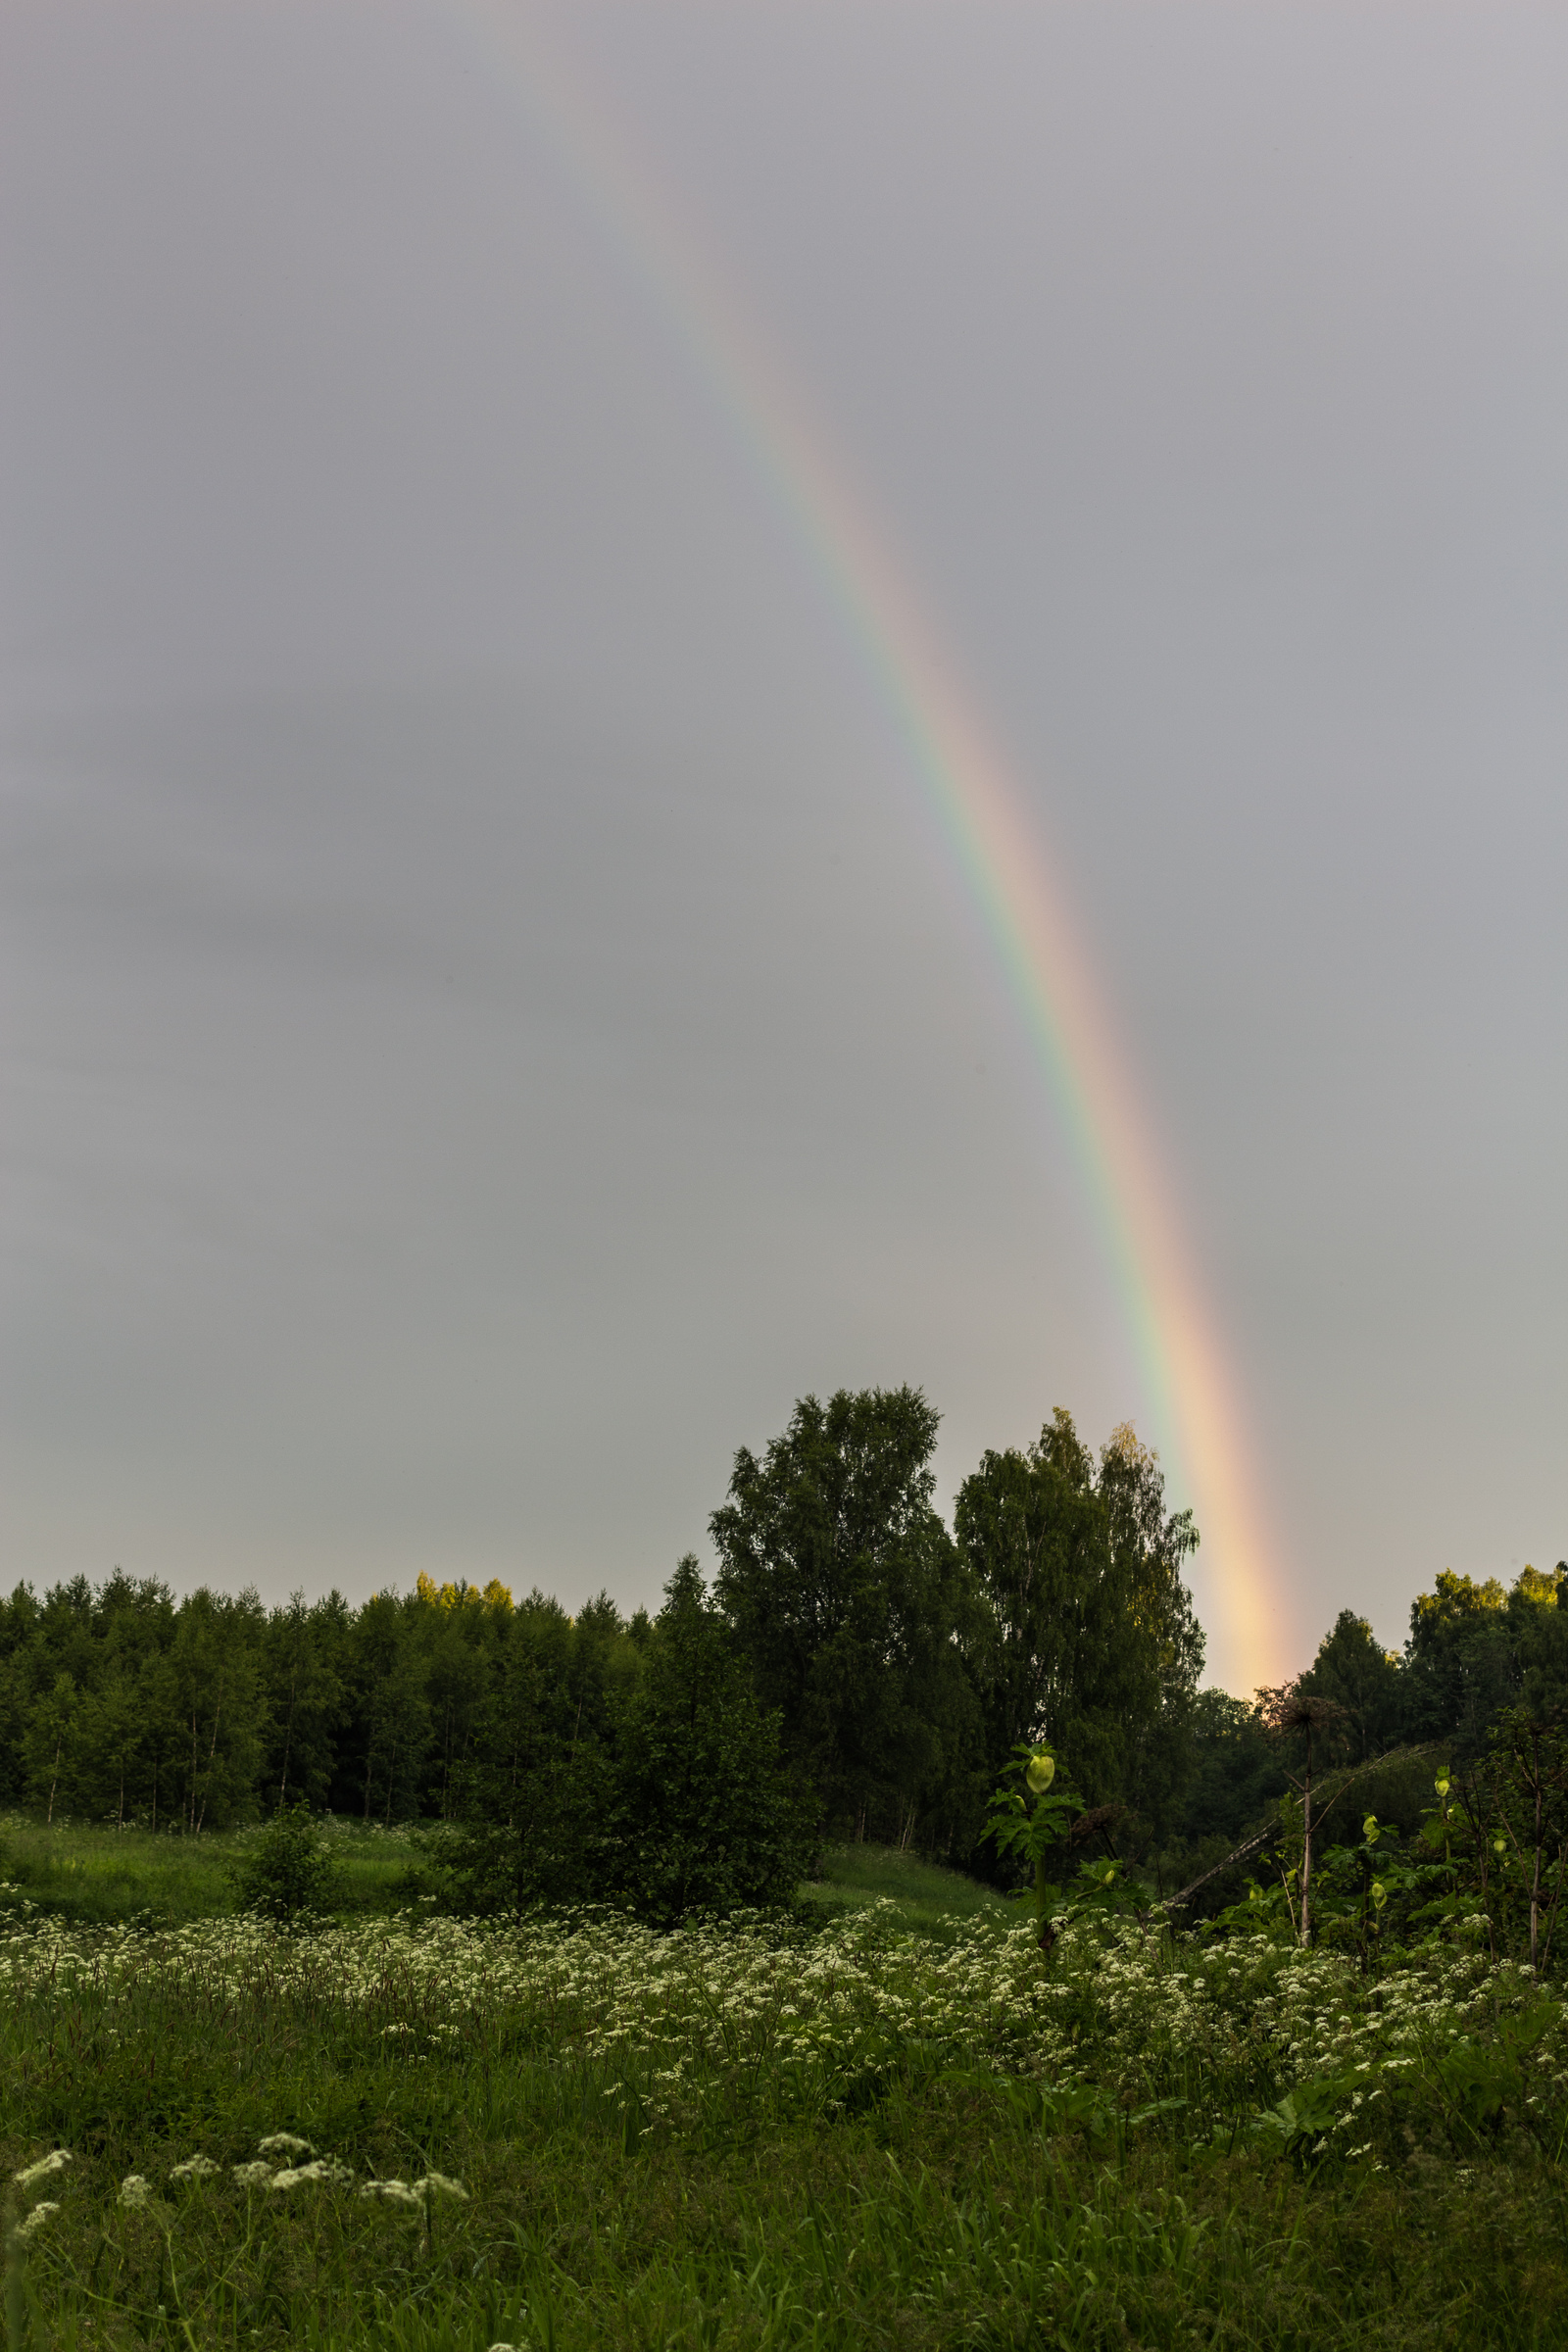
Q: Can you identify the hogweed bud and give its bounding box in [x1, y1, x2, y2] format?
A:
[1025, 1751, 1055, 1795]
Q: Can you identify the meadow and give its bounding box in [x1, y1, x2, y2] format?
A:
[5, 1819, 1568, 2350]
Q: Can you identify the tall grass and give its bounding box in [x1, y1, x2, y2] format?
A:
[803, 1841, 1017, 1940]
[4, 1831, 1567, 2348]
[0, 1813, 415, 1925]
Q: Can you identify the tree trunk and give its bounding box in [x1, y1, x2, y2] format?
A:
[279, 1667, 298, 1810]
[46, 1737, 62, 1828]
[1299, 1726, 1314, 1946]
[1530, 1727, 1544, 1974]
[194, 1683, 223, 1837]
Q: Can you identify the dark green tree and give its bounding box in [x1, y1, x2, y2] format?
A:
[1297, 1610, 1404, 1763]
[0, 1583, 43, 1802]
[163, 1590, 268, 1832]
[610, 1557, 817, 1923]
[435, 1592, 629, 1910]
[74, 1671, 146, 1830]
[261, 1591, 348, 1813]
[956, 1410, 1202, 1841]
[1402, 1571, 1519, 1758]
[350, 1594, 432, 1826]
[1176, 1688, 1282, 1848]
[1511, 1565, 1568, 1723]
[710, 1387, 973, 1839]
[229, 1800, 341, 1923]
[23, 1672, 80, 1824]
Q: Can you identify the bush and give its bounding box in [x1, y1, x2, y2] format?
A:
[228, 1801, 339, 1922]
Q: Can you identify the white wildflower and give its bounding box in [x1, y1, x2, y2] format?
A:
[256, 2132, 313, 2157]
[119, 2175, 154, 2209]
[231, 2162, 274, 2187]
[13, 2149, 72, 2190]
[170, 2154, 220, 2182]
[269, 2159, 354, 2190]
[360, 2179, 424, 2209]
[15, 2202, 60, 2239]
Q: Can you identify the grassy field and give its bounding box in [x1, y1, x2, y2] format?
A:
[0, 1813, 415, 1926]
[802, 1840, 1018, 1938]
[5, 1823, 1568, 2350]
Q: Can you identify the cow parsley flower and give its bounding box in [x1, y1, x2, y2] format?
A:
[256, 2132, 313, 2157]
[119, 2175, 154, 2209]
[15, 2202, 60, 2239]
[171, 2154, 220, 2182]
[360, 2179, 423, 2209]
[13, 2149, 71, 2190]
[270, 2159, 354, 2191]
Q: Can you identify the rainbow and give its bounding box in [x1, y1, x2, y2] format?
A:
[450, 2, 1287, 1692]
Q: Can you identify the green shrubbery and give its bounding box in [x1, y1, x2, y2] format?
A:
[226, 1802, 341, 1924]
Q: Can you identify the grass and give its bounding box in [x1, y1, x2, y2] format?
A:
[802, 1840, 1018, 1939]
[5, 1824, 1568, 2349]
[0, 1820, 990, 1940]
[0, 1813, 416, 1927]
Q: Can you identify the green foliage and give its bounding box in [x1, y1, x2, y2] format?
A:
[956, 1410, 1203, 1849]
[1403, 1570, 1518, 1755]
[610, 1558, 818, 1923]
[1177, 1687, 1281, 1843]
[710, 1386, 984, 1850]
[227, 1801, 341, 1924]
[985, 1743, 1085, 1929]
[434, 1561, 816, 1924]
[1297, 1609, 1405, 1762]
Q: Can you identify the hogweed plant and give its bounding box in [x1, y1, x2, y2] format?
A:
[982, 1743, 1138, 1953]
[984, 1744, 1078, 1949]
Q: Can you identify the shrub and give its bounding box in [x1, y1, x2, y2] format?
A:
[228, 1801, 339, 1923]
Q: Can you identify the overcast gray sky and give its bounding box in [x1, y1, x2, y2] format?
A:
[2, 0, 1564, 1690]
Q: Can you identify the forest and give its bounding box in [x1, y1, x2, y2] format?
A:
[3, 1385, 1564, 1920]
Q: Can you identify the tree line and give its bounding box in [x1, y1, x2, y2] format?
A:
[1, 1382, 1563, 1902]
